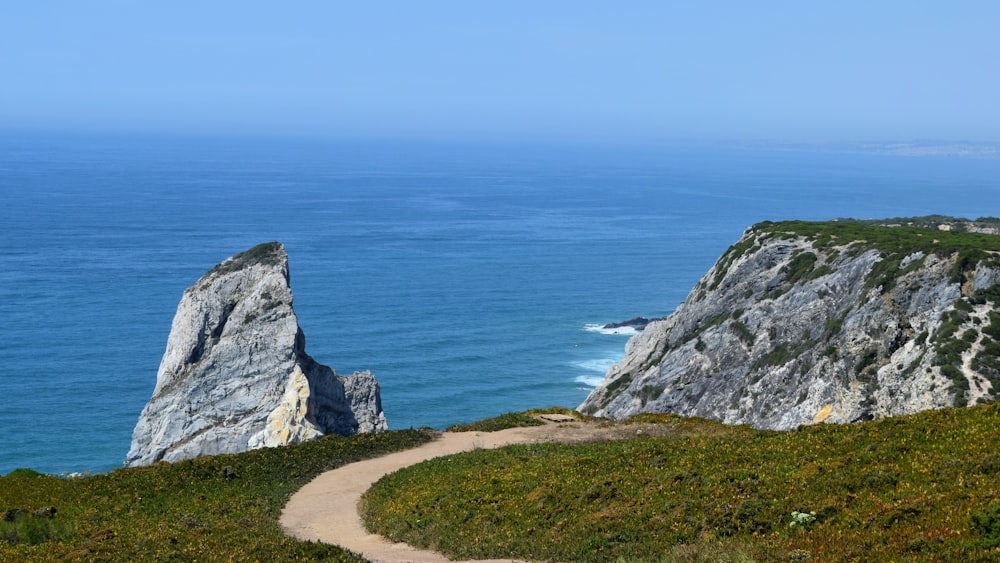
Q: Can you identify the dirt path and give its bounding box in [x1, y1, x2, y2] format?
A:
[280, 416, 650, 563]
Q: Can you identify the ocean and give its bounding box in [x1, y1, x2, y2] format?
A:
[2, 132, 998, 475]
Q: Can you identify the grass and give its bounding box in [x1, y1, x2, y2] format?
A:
[0, 429, 433, 562]
[10, 405, 1000, 561]
[362, 404, 1000, 562]
[446, 411, 544, 432]
[446, 408, 595, 432]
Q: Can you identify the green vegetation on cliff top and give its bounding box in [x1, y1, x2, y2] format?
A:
[713, 217, 1000, 303]
[206, 241, 285, 279]
[751, 217, 1000, 262]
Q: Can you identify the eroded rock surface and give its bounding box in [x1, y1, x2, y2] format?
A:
[581, 220, 1000, 429]
[126, 242, 387, 466]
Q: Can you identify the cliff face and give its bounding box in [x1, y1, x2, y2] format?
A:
[126, 242, 387, 467]
[580, 220, 1000, 429]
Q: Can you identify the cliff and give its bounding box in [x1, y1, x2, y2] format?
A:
[580, 218, 1000, 429]
[126, 242, 387, 467]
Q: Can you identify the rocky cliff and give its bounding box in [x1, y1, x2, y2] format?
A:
[580, 218, 1000, 429]
[126, 242, 387, 467]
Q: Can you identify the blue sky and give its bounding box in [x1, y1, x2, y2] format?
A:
[2, 2, 998, 144]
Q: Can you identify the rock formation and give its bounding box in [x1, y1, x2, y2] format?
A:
[126, 242, 387, 467]
[580, 218, 1000, 429]
[603, 317, 656, 332]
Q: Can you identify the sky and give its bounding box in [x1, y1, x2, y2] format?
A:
[2, 1, 998, 145]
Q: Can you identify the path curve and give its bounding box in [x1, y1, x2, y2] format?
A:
[280, 416, 635, 563]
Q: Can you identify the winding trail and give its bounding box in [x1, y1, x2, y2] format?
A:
[280, 416, 642, 563]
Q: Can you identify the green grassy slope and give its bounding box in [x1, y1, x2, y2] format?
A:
[0, 429, 433, 562]
[363, 405, 1000, 562]
[7, 405, 1000, 561]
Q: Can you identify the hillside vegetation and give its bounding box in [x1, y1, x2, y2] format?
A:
[363, 404, 1000, 562]
[0, 430, 433, 562]
[6, 406, 1000, 561]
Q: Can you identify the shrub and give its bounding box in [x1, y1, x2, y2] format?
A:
[984, 312, 1000, 341]
[972, 504, 1000, 548]
[710, 235, 761, 290]
[207, 241, 284, 278]
[974, 340, 1000, 381]
[782, 252, 818, 285]
[4, 469, 45, 478]
[955, 299, 975, 313]
[952, 249, 985, 284]
[974, 283, 1000, 305]
[752, 343, 794, 370]
[824, 318, 844, 339]
[731, 321, 755, 346]
[1, 509, 71, 546]
[855, 348, 880, 376]
[447, 412, 544, 432]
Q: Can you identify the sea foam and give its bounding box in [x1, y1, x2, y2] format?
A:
[574, 374, 606, 387]
[584, 323, 638, 336]
[572, 356, 619, 388]
[574, 358, 618, 373]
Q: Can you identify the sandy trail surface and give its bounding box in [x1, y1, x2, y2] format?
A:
[281, 416, 655, 563]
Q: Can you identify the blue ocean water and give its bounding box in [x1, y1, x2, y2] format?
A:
[2, 132, 999, 475]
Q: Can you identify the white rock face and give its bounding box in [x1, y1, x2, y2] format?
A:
[580, 221, 1000, 429]
[126, 242, 387, 467]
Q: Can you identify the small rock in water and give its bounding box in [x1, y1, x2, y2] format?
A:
[602, 317, 652, 331]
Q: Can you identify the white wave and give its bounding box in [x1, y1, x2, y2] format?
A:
[574, 374, 606, 387]
[573, 357, 618, 373]
[583, 323, 638, 336]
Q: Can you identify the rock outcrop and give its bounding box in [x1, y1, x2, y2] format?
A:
[126, 242, 387, 467]
[580, 219, 1000, 429]
[603, 317, 656, 332]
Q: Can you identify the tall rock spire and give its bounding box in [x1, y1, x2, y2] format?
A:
[126, 242, 387, 467]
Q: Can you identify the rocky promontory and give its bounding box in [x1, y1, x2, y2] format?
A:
[126, 242, 387, 467]
[581, 218, 1000, 429]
